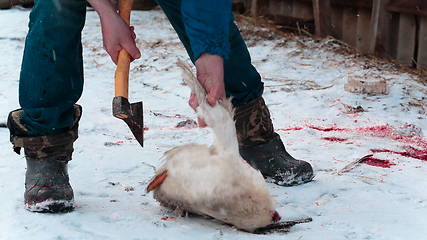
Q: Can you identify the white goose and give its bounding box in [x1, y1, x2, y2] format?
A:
[147, 59, 280, 232]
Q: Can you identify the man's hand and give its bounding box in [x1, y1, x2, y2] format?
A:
[100, 17, 141, 64]
[189, 53, 226, 127]
[88, 0, 141, 64]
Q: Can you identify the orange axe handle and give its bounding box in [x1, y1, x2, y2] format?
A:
[114, 0, 134, 99]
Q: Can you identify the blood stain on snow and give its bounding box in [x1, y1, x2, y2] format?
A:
[360, 155, 396, 168]
[280, 123, 427, 162]
[308, 125, 346, 132]
[275, 127, 303, 131]
[371, 147, 427, 161]
[161, 216, 176, 221]
[322, 137, 347, 142]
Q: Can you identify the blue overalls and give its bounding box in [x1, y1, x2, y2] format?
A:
[19, 0, 262, 136]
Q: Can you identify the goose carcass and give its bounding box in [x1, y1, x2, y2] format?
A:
[147, 59, 280, 232]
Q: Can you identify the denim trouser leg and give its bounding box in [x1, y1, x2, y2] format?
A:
[156, 0, 263, 107]
[19, 0, 87, 136]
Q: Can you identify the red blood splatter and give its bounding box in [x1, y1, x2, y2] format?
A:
[322, 137, 347, 142]
[404, 146, 427, 161]
[371, 147, 427, 161]
[361, 155, 396, 168]
[272, 211, 281, 222]
[161, 216, 176, 221]
[279, 123, 427, 162]
[275, 127, 303, 131]
[308, 125, 345, 132]
[143, 127, 149, 130]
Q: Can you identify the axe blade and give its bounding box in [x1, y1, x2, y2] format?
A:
[113, 96, 144, 147]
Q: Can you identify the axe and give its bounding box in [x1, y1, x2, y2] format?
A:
[112, 0, 144, 147]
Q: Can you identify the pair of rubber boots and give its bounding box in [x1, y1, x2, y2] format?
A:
[7, 98, 314, 213]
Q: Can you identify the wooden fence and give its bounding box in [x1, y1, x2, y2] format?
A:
[234, 0, 427, 70]
[2, 0, 425, 70]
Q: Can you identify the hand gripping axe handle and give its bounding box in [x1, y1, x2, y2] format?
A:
[112, 0, 144, 147]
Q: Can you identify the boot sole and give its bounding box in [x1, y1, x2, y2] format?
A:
[25, 199, 74, 213]
[267, 171, 316, 187]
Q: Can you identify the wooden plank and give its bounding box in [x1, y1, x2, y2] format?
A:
[387, 12, 400, 59]
[385, 0, 427, 17]
[342, 8, 358, 46]
[356, 8, 372, 52]
[313, 0, 332, 37]
[396, 13, 417, 66]
[331, 6, 344, 39]
[369, 0, 390, 57]
[298, 0, 373, 9]
[330, 0, 373, 9]
[417, 16, 427, 69]
[243, 0, 253, 13]
[292, 1, 305, 18]
[251, 0, 268, 16]
[232, 0, 251, 14]
[301, 2, 314, 20]
[278, 0, 296, 17]
[232, 2, 247, 14]
[267, 0, 283, 16]
[282, 0, 292, 16]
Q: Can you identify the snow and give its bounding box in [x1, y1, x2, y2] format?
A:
[1, 7, 427, 240]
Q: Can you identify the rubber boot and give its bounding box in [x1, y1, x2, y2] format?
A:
[234, 96, 314, 186]
[7, 105, 81, 212]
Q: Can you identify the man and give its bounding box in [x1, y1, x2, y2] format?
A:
[7, 0, 314, 213]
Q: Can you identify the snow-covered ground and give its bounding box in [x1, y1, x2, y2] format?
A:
[1, 7, 427, 240]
